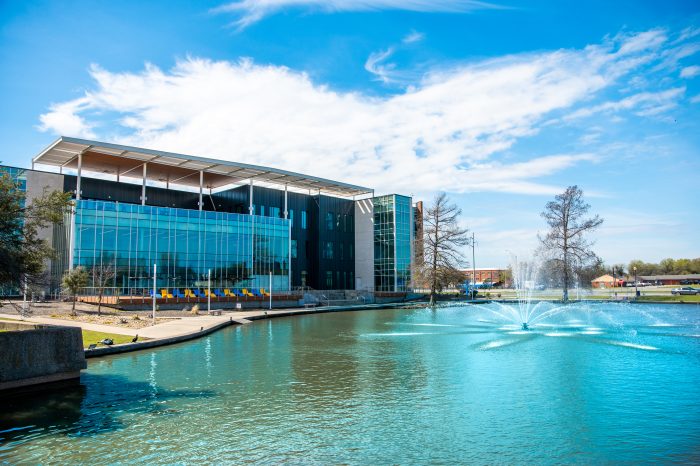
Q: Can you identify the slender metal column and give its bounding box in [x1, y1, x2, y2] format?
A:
[284, 184, 290, 290]
[288, 218, 292, 292]
[141, 163, 147, 206]
[393, 195, 398, 292]
[76, 152, 83, 200]
[68, 152, 84, 271]
[116, 167, 120, 183]
[249, 180, 254, 215]
[284, 184, 288, 219]
[152, 263, 157, 323]
[199, 171, 204, 211]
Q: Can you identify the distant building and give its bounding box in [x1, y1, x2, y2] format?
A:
[463, 268, 507, 287]
[591, 274, 624, 289]
[638, 274, 700, 285]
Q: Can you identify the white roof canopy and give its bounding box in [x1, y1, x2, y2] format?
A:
[33, 136, 373, 198]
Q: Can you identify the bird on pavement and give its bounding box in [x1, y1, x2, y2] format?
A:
[131, 334, 138, 343]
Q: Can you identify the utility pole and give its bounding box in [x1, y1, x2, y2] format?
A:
[471, 232, 476, 300]
[208, 269, 211, 314]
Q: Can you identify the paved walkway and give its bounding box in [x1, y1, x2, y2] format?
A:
[0, 312, 252, 338]
[0, 313, 141, 336]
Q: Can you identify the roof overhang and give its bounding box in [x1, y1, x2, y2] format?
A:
[33, 136, 373, 198]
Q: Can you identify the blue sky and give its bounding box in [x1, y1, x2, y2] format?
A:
[1, 0, 699, 268]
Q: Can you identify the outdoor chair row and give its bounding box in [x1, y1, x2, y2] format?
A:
[149, 288, 271, 299]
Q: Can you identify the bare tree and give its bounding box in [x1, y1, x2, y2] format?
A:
[92, 262, 116, 316]
[539, 186, 603, 302]
[62, 267, 88, 316]
[421, 193, 471, 306]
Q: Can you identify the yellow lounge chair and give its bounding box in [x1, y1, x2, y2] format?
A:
[260, 288, 270, 297]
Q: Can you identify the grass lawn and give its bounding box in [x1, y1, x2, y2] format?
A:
[82, 329, 144, 348]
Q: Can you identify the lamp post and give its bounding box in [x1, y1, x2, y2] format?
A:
[207, 269, 211, 314]
[152, 263, 157, 324]
[471, 232, 476, 301]
[634, 266, 638, 298]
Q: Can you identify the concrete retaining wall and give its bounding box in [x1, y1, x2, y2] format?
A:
[0, 321, 86, 393]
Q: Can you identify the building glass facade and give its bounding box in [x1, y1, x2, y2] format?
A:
[0, 167, 27, 295]
[374, 194, 413, 292]
[1, 166, 27, 192]
[72, 199, 289, 295]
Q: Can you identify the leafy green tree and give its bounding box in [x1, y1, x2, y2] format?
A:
[659, 258, 676, 274]
[62, 267, 88, 315]
[539, 186, 603, 302]
[0, 171, 72, 296]
[628, 257, 700, 276]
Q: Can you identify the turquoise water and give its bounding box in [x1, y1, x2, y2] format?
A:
[2, 302, 700, 464]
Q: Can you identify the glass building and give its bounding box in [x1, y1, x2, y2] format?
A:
[3, 136, 418, 297]
[373, 194, 413, 292]
[24, 136, 415, 296]
[72, 200, 289, 295]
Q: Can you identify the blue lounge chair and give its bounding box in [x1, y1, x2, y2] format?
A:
[251, 289, 262, 297]
[173, 289, 185, 298]
[234, 289, 245, 297]
[214, 289, 225, 297]
[193, 289, 204, 298]
[149, 290, 162, 299]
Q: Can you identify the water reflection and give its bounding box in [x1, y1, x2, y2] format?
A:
[0, 373, 216, 460]
[1, 304, 699, 464]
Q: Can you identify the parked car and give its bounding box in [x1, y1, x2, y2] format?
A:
[671, 287, 700, 295]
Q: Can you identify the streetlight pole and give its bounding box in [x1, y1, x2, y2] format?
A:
[471, 232, 476, 301]
[152, 263, 157, 324]
[269, 271, 272, 310]
[634, 266, 638, 298]
[207, 269, 211, 314]
[612, 265, 615, 295]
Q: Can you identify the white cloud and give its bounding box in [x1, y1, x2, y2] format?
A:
[364, 47, 396, 83]
[37, 97, 96, 139]
[212, 0, 504, 29]
[403, 30, 425, 44]
[38, 30, 681, 197]
[680, 65, 700, 78]
[561, 87, 685, 122]
[691, 94, 700, 104]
